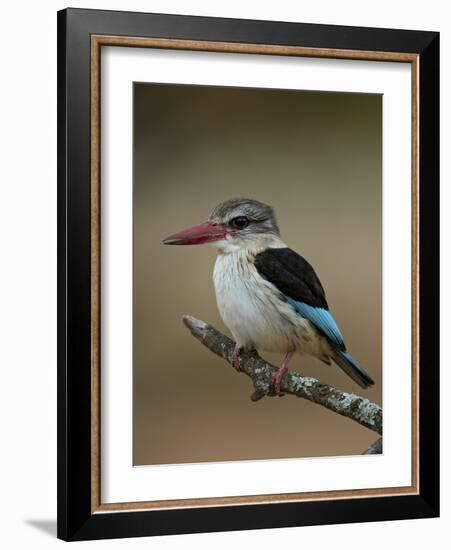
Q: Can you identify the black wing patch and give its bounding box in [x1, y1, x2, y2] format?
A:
[254, 247, 328, 309]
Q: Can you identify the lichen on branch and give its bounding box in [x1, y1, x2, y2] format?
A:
[183, 315, 382, 436]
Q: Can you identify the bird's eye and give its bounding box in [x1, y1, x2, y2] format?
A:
[230, 216, 249, 230]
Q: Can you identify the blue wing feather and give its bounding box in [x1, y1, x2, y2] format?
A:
[286, 298, 345, 350]
[253, 248, 346, 351]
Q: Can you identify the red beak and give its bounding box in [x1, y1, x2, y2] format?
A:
[162, 222, 227, 245]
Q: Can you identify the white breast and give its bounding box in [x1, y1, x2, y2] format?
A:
[213, 250, 318, 354]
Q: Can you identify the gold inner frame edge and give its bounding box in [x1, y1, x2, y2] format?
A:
[90, 35, 420, 514]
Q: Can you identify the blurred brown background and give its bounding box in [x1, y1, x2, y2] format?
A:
[133, 83, 382, 465]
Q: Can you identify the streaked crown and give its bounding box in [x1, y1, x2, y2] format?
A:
[208, 198, 280, 237]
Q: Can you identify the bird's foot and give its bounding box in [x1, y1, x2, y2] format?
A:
[272, 366, 288, 396]
[231, 345, 243, 371]
[272, 351, 295, 396]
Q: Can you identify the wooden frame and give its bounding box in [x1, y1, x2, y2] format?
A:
[58, 8, 439, 541]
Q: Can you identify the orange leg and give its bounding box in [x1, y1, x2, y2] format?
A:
[272, 351, 295, 396]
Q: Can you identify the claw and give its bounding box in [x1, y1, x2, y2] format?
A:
[272, 366, 288, 396]
[272, 351, 295, 396]
[231, 345, 243, 371]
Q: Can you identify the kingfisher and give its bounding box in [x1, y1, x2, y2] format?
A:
[163, 198, 374, 395]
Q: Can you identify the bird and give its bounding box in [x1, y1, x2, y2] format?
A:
[163, 198, 374, 395]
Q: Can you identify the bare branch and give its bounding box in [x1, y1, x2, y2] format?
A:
[183, 315, 382, 435]
[363, 437, 383, 455]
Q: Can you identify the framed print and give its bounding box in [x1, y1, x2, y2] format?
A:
[57, 8, 439, 541]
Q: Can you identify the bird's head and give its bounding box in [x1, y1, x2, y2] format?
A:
[162, 198, 280, 252]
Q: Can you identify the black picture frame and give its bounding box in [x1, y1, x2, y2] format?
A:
[57, 7, 439, 541]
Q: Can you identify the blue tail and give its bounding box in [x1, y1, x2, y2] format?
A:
[332, 350, 374, 389]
